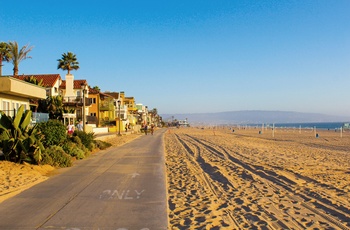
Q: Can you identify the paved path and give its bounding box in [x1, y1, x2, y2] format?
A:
[0, 129, 168, 230]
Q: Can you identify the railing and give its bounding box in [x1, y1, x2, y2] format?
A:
[63, 96, 83, 103]
[0, 110, 49, 125]
[31, 112, 49, 124]
[99, 101, 114, 111]
[63, 96, 92, 106]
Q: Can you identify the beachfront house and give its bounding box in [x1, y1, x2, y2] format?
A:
[124, 95, 138, 127]
[59, 75, 92, 125]
[88, 87, 118, 127]
[104, 92, 128, 132]
[14, 74, 62, 97]
[0, 76, 46, 117]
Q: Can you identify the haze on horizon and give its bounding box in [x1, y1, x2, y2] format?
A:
[1, 1, 349, 116]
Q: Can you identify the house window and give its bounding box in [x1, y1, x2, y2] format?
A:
[2, 101, 10, 116]
[77, 109, 82, 118]
[54, 87, 58, 93]
[90, 113, 96, 116]
[88, 98, 96, 104]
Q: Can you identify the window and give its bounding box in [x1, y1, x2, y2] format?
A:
[2, 101, 10, 116]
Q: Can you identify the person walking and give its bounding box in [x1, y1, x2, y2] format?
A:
[150, 123, 155, 135]
[67, 123, 74, 135]
[76, 120, 83, 131]
[144, 124, 148, 135]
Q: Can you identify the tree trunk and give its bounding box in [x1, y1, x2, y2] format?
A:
[0, 56, 2, 76]
[13, 66, 18, 76]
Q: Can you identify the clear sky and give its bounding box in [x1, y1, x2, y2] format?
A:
[1, 0, 350, 116]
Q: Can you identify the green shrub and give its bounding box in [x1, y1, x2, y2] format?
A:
[71, 147, 85, 159]
[71, 135, 82, 146]
[42, 145, 72, 167]
[73, 131, 95, 151]
[37, 120, 67, 147]
[62, 141, 85, 159]
[94, 140, 112, 150]
[88, 142, 95, 151]
[41, 151, 54, 166]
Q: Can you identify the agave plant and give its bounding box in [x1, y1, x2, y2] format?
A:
[0, 105, 44, 164]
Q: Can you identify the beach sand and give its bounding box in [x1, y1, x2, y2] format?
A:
[165, 127, 350, 229]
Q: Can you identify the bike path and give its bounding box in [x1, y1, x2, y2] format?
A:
[0, 129, 168, 230]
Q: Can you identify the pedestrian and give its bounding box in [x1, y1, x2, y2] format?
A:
[76, 120, 83, 131]
[144, 124, 148, 135]
[150, 123, 154, 135]
[67, 123, 74, 135]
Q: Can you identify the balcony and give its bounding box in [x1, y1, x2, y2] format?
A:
[0, 77, 46, 99]
[99, 101, 114, 111]
[63, 96, 92, 106]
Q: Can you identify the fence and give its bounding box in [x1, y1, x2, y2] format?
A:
[31, 112, 49, 124]
[0, 110, 49, 124]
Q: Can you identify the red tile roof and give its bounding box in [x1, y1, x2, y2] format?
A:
[104, 92, 120, 99]
[99, 92, 115, 100]
[88, 87, 100, 94]
[13, 74, 61, 87]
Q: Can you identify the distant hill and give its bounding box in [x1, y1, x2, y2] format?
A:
[161, 110, 350, 125]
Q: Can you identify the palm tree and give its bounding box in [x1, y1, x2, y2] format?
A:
[46, 95, 64, 119]
[24, 75, 44, 86]
[57, 52, 79, 75]
[7, 41, 33, 76]
[0, 42, 10, 76]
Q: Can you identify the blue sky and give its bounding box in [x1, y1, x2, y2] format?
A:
[1, 0, 350, 116]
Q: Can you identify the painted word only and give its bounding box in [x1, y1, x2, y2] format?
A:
[99, 189, 145, 200]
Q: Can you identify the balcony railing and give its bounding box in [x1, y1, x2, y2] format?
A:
[63, 96, 92, 106]
[99, 101, 114, 111]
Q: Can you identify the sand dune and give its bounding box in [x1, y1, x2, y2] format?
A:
[165, 127, 350, 229]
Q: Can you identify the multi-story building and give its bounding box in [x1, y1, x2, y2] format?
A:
[15, 74, 91, 126]
[14, 74, 62, 97]
[88, 88, 116, 127]
[0, 76, 46, 117]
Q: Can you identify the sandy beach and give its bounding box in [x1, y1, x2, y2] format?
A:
[165, 127, 350, 229]
[1, 128, 350, 229]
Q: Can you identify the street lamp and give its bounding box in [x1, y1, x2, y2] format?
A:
[117, 99, 121, 136]
[81, 82, 88, 132]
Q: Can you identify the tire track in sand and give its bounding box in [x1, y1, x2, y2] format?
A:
[165, 130, 350, 229]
